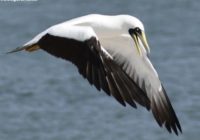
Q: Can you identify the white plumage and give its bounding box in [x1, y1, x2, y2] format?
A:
[9, 14, 182, 135]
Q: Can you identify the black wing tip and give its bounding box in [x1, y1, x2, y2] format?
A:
[160, 110, 182, 135]
[155, 112, 182, 136]
[162, 88, 182, 135]
[156, 118, 182, 135]
[165, 121, 182, 136]
[174, 120, 182, 135]
[163, 109, 182, 135]
[173, 120, 182, 135]
[151, 86, 182, 136]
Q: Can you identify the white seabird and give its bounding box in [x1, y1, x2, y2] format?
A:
[9, 14, 182, 135]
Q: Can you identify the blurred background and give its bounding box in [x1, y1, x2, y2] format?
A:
[0, 0, 200, 140]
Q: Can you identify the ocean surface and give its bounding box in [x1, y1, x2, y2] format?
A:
[0, 0, 200, 140]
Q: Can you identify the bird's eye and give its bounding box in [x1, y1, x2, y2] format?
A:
[128, 28, 141, 35]
[135, 27, 141, 34]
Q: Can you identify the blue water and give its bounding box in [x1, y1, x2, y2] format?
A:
[0, 0, 200, 140]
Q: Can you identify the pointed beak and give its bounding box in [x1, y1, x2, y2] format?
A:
[138, 31, 150, 54]
[132, 33, 141, 55]
[131, 30, 150, 55]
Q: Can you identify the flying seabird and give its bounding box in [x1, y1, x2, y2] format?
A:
[8, 14, 182, 135]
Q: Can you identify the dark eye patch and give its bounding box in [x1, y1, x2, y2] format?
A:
[128, 27, 141, 35]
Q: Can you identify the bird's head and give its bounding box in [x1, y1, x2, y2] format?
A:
[122, 15, 150, 55]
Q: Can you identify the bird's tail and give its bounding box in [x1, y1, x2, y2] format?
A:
[7, 44, 40, 54]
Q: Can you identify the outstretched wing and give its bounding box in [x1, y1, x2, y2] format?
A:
[9, 24, 181, 135]
[10, 25, 150, 109]
[101, 35, 182, 135]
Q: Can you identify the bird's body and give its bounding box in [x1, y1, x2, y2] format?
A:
[9, 14, 182, 135]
